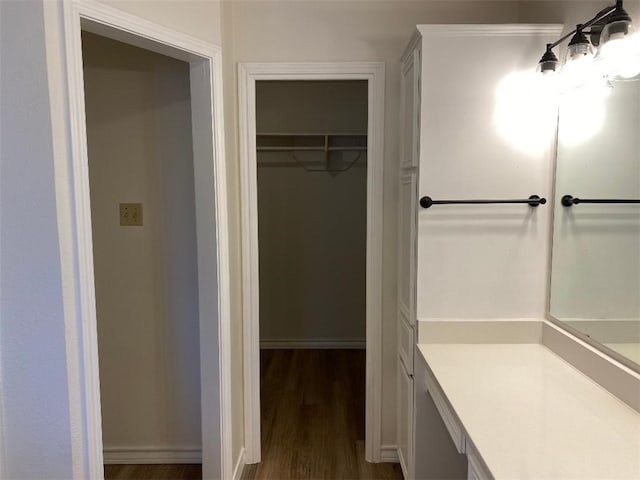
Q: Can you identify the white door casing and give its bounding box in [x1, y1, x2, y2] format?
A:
[60, 2, 232, 478]
[238, 62, 386, 464]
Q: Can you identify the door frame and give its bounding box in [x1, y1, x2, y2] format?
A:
[60, 1, 232, 478]
[238, 62, 386, 464]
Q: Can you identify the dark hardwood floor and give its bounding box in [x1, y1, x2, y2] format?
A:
[104, 350, 402, 480]
[241, 349, 403, 480]
[104, 464, 202, 479]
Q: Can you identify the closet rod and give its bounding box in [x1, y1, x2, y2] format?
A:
[419, 195, 546, 209]
[256, 146, 367, 152]
[561, 195, 640, 207]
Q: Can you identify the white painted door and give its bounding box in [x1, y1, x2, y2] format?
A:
[400, 42, 421, 171]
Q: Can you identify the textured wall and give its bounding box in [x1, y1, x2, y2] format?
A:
[0, 1, 74, 478]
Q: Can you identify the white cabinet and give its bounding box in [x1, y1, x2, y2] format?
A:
[397, 359, 414, 478]
[397, 23, 561, 479]
[400, 38, 420, 171]
[396, 32, 421, 480]
[398, 172, 417, 374]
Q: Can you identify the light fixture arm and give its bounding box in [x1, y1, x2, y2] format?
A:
[537, 0, 627, 72]
[547, 1, 619, 51]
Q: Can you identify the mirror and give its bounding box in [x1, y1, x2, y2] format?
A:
[550, 78, 640, 370]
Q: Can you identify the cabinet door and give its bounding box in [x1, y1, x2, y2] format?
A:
[398, 172, 418, 328]
[397, 358, 414, 480]
[413, 352, 468, 480]
[400, 45, 421, 170]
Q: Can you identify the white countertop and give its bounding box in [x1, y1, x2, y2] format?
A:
[418, 343, 640, 479]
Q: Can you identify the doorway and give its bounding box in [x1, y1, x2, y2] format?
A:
[60, 2, 231, 478]
[238, 64, 386, 469]
[82, 31, 201, 479]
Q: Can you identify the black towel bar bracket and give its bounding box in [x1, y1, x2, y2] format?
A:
[419, 195, 546, 209]
[561, 195, 640, 207]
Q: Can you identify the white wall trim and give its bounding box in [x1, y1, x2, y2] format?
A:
[60, 2, 232, 479]
[380, 445, 399, 463]
[417, 24, 564, 37]
[103, 447, 202, 465]
[0, 338, 5, 480]
[232, 447, 246, 480]
[260, 339, 366, 349]
[239, 62, 386, 464]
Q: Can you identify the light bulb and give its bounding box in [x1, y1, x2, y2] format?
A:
[596, 31, 640, 79]
[561, 27, 599, 92]
[561, 54, 600, 91]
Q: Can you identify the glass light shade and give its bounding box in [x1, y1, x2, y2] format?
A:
[538, 44, 559, 74]
[561, 42, 599, 92]
[596, 30, 640, 79]
[566, 39, 595, 60]
[600, 17, 631, 45]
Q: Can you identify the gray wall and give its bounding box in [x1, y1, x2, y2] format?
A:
[0, 1, 74, 478]
[0, 0, 226, 476]
[82, 33, 201, 454]
[256, 81, 368, 345]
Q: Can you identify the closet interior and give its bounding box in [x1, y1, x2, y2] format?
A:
[256, 80, 368, 349]
[250, 80, 399, 478]
[81, 32, 203, 480]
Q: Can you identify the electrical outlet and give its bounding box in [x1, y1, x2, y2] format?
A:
[119, 203, 143, 226]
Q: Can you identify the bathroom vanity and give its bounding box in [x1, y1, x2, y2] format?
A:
[414, 322, 640, 480]
[398, 24, 640, 480]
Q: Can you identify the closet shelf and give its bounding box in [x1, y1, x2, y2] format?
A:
[256, 133, 367, 172]
[256, 133, 367, 153]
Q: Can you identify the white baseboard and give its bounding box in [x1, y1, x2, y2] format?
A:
[260, 338, 366, 349]
[232, 447, 245, 480]
[380, 444, 399, 462]
[103, 446, 201, 464]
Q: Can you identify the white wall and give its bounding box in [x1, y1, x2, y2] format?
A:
[256, 81, 368, 345]
[82, 32, 202, 455]
[416, 30, 558, 320]
[224, 0, 634, 452]
[96, 0, 222, 45]
[225, 0, 522, 451]
[0, 1, 74, 478]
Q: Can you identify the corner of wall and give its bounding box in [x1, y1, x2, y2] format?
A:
[232, 446, 245, 480]
[220, 0, 247, 468]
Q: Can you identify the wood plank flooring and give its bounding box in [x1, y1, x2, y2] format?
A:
[241, 349, 403, 480]
[104, 464, 201, 480]
[103, 350, 402, 480]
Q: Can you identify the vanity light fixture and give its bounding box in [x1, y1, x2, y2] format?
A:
[562, 25, 598, 90]
[538, 0, 640, 82]
[538, 44, 558, 74]
[567, 25, 593, 58]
